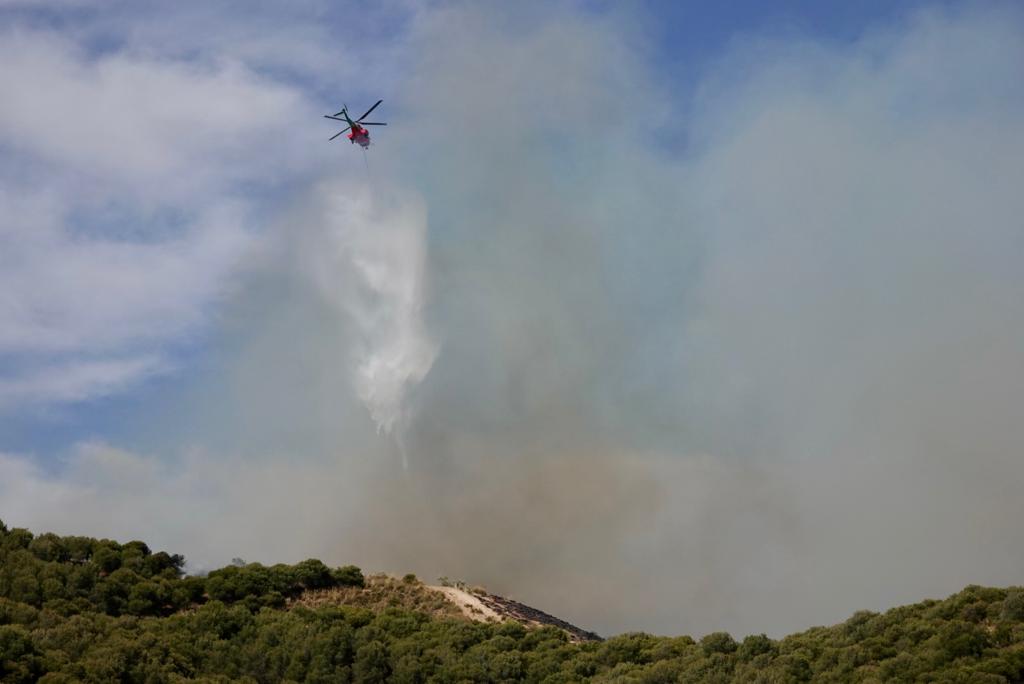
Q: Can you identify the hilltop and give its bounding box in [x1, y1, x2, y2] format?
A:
[1, 520, 1023, 682]
[297, 575, 602, 643]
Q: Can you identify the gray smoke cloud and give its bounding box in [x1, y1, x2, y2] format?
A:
[213, 3, 1024, 636]
[3, 2, 1023, 639]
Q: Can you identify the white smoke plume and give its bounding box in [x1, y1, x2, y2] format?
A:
[303, 182, 436, 441]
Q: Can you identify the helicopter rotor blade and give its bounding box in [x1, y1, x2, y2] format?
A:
[324, 115, 348, 122]
[356, 99, 382, 122]
[329, 127, 351, 141]
[359, 122, 387, 126]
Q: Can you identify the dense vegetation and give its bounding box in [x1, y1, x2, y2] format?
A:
[2, 520, 1023, 682]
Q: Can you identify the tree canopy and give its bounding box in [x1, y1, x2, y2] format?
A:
[1, 519, 1022, 682]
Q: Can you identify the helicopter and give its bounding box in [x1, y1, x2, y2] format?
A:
[324, 99, 386, 149]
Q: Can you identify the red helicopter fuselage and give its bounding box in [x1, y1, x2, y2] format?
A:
[348, 124, 370, 148]
[325, 100, 384, 149]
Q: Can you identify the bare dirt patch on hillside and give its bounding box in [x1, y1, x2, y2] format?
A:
[296, 574, 463, 620]
[296, 574, 601, 642]
[431, 585, 502, 622]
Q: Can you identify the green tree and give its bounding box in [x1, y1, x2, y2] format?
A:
[701, 631, 738, 656]
[1001, 590, 1024, 621]
[333, 564, 366, 588]
[294, 559, 334, 590]
[0, 625, 45, 683]
[354, 640, 390, 681]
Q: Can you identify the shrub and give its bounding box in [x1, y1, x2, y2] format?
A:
[333, 565, 365, 588]
[701, 631, 738, 655]
[1001, 590, 1024, 621]
[738, 633, 776, 660]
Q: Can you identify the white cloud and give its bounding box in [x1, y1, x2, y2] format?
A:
[0, 21, 318, 410]
[0, 195, 251, 355]
[0, 355, 168, 408]
[0, 183, 253, 409]
[0, 0, 90, 7]
[0, 29, 305, 198]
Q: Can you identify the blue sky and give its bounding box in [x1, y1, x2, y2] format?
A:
[2, 1, 1023, 638]
[650, 0, 946, 78]
[0, 0, 954, 454]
